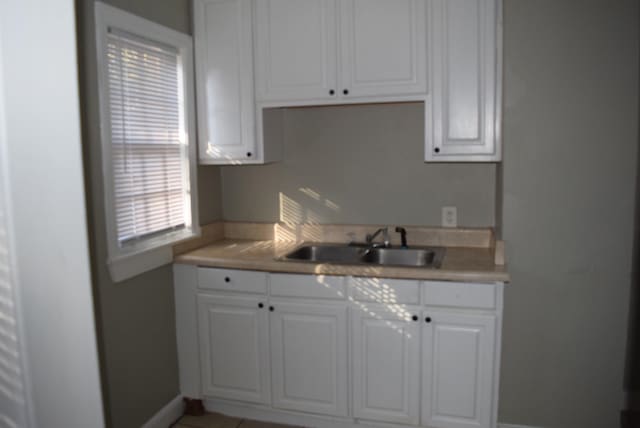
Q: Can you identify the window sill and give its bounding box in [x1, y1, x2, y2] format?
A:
[107, 227, 200, 283]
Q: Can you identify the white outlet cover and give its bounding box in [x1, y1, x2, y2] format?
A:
[442, 206, 457, 228]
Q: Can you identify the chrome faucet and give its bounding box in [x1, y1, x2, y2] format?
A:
[366, 227, 390, 248]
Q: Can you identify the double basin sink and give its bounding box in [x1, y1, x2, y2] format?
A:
[281, 243, 445, 269]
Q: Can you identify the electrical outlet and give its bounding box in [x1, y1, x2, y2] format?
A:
[442, 206, 457, 228]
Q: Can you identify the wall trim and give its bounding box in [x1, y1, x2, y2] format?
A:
[205, 399, 543, 428]
[206, 399, 408, 428]
[498, 424, 544, 428]
[141, 395, 183, 428]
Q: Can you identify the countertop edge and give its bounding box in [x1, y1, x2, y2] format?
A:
[174, 253, 511, 283]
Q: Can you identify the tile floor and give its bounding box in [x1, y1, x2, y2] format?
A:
[172, 411, 305, 428]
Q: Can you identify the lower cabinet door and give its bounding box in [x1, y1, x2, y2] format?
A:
[197, 294, 270, 404]
[270, 301, 348, 417]
[422, 312, 496, 428]
[352, 304, 421, 425]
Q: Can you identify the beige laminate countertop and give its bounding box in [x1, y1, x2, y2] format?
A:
[174, 239, 510, 283]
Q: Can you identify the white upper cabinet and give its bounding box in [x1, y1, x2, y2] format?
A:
[194, 0, 255, 163]
[426, 0, 502, 162]
[339, 0, 427, 98]
[255, 0, 427, 104]
[195, 0, 502, 164]
[255, 0, 338, 101]
[194, 0, 282, 164]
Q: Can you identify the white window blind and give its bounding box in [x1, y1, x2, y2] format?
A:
[106, 28, 189, 246]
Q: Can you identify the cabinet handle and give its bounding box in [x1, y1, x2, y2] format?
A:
[224, 277, 230, 283]
[329, 89, 335, 95]
[258, 303, 264, 308]
[269, 306, 274, 312]
[412, 315, 418, 322]
[434, 148, 440, 154]
[343, 89, 349, 95]
[425, 317, 432, 323]
[246, 152, 252, 157]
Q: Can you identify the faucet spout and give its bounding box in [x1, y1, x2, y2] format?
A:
[366, 227, 390, 248]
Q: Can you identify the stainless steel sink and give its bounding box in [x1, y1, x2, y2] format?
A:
[283, 244, 368, 263]
[281, 243, 445, 268]
[361, 247, 442, 267]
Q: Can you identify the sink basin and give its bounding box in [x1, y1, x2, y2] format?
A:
[361, 248, 442, 268]
[283, 244, 367, 263]
[281, 243, 445, 268]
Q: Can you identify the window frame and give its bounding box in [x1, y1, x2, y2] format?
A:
[95, 2, 200, 282]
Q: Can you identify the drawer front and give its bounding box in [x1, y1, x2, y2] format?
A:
[270, 274, 346, 300]
[197, 268, 267, 294]
[422, 281, 496, 310]
[350, 277, 420, 305]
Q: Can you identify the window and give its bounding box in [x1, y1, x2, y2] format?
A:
[95, 3, 199, 282]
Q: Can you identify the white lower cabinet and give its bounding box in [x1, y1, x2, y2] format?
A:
[270, 301, 349, 416]
[176, 266, 503, 428]
[352, 304, 421, 425]
[422, 312, 497, 428]
[197, 293, 270, 404]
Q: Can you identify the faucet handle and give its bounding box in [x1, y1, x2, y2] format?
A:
[395, 227, 408, 248]
[346, 232, 357, 243]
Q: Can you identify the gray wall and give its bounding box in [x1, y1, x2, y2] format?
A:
[500, 1, 638, 427]
[623, 12, 640, 409]
[76, 1, 222, 427]
[222, 103, 496, 227]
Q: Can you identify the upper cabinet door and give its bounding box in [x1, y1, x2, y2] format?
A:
[194, 0, 257, 163]
[422, 311, 497, 428]
[255, 0, 338, 102]
[339, 0, 427, 98]
[426, 0, 502, 162]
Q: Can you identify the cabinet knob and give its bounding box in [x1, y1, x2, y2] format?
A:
[434, 147, 440, 154]
[343, 89, 349, 95]
[269, 306, 274, 312]
[329, 89, 335, 95]
[412, 315, 419, 322]
[224, 276, 230, 283]
[425, 317, 432, 323]
[247, 152, 252, 157]
[258, 303, 264, 308]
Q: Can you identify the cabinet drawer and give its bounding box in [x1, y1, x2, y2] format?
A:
[422, 281, 496, 310]
[270, 274, 346, 300]
[350, 277, 420, 305]
[197, 268, 267, 294]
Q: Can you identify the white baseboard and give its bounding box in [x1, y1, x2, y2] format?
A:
[206, 399, 542, 428]
[205, 399, 357, 428]
[141, 395, 183, 428]
[498, 424, 543, 428]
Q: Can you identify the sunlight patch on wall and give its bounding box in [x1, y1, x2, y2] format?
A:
[278, 189, 345, 242]
[279, 192, 304, 225]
